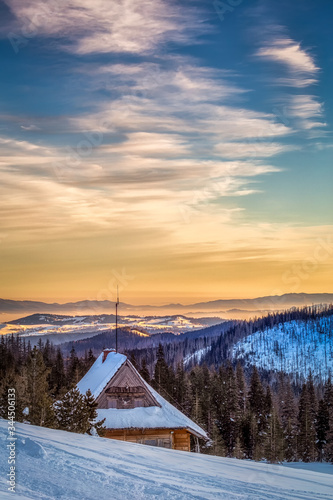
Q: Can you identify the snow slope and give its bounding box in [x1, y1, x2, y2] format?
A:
[0, 420, 332, 500]
[183, 346, 211, 366]
[232, 317, 333, 382]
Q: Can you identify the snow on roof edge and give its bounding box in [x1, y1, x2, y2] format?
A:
[77, 351, 207, 440]
[77, 351, 127, 399]
[130, 361, 208, 439]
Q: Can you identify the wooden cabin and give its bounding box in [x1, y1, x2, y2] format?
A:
[77, 349, 207, 451]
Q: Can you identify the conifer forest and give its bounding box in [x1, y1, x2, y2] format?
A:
[1, 305, 333, 463]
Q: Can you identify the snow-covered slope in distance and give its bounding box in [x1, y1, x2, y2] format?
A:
[0, 420, 332, 500]
[183, 346, 211, 366]
[232, 317, 333, 382]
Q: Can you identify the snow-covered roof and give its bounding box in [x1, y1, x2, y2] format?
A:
[77, 351, 207, 440]
[77, 351, 127, 399]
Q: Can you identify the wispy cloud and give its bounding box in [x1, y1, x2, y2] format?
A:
[256, 37, 318, 74]
[287, 95, 325, 130]
[255, 33, 326, 137]
[256, 36, 319, 88]
[4, 0, 205, 54]
[214, 142, 293, 159]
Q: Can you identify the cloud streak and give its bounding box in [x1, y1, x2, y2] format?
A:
[4, 0, 205, 54]
[256, 37, 318, 75]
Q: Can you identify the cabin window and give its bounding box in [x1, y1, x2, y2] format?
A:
[136, 437, 172, 448]
[144, 439, 157, 446]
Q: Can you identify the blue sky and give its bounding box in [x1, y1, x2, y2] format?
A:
[0, 0, 332, 303]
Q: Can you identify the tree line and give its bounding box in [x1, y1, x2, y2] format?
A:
[0, 335, 104, 434]
[1, 334, 333, 463]
[134, 345, 333, 462]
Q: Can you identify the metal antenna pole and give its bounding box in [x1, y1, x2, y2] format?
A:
[115, 285, 119, 353]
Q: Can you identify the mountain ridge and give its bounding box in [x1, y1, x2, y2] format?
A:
[1, 292, 333, 314]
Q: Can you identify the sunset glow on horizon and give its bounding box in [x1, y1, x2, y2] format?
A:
[0, 0, 332, 304]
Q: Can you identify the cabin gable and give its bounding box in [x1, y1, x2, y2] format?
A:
[77, 350, 208, 451]
[96, 360, 160, 409]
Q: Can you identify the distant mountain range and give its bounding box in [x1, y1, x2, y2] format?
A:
[1, 293, 332, 318]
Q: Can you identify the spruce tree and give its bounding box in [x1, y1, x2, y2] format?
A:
[265, 405, 284, 463]
[87, 348, 96, 368]
[248, 366, 266, 460]
[280, 380, 298, 461]
[55, 388, 105, 435]
[323, 379, 333, 462]
[217, 364, 238, 456]
[0, 374, 27, 421]
[298, 376, 317, 462]
[68, 346, 80, 386]
[316, 399, 329, 462]
[153, 344, 171, 396]
[50, 348, 66, 397]
[55, 387, 89, 433]
[174, 362, 185, 406]
[84, 389, 106, 436]
[140, 358, 151, 384]
[25, 347, 54, 427]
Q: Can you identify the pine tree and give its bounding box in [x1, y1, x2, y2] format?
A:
[211, 418, 227, 456]
[55, 387, 89, 433]
[248, 366, 266, 460]
[87, 348, 96, 368]
[84, 389, 106, 436]
[323, 379, 333, 462]
[25, 347, 54, 427]
[55, 388, 105, 435]
[280, 379, 298, 461]
[316, 399, 329, 462]
[68, 346, 80, 386]
[174, 362, 185, 405]
[235, 363, 246, 415]
[153, 344, 171, 396]
[216, 364, 238, 456]
[241, 411, 255, 459]
[265, 405, 284, 463]
[140, 358, 151, 384]
[129, 353, 138, 370]
[0, 374, 27, 421]
[49, 348, 66, 396]
[298, 376, 317, 462]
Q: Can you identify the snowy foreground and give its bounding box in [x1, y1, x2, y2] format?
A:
[0, 420, 332, 500]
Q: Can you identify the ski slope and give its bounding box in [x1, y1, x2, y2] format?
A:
[0, 420, 332, 499]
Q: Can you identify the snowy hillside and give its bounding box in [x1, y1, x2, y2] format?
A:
[183, 346, 211, 366]
[232, 317, 333, 382]
[1, 313, 222, 339]
[0, 420, 332, 500]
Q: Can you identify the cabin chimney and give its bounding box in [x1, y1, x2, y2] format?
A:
[102, 349, 115, 363]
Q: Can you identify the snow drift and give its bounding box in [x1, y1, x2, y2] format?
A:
[0, 420, 332, 499]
